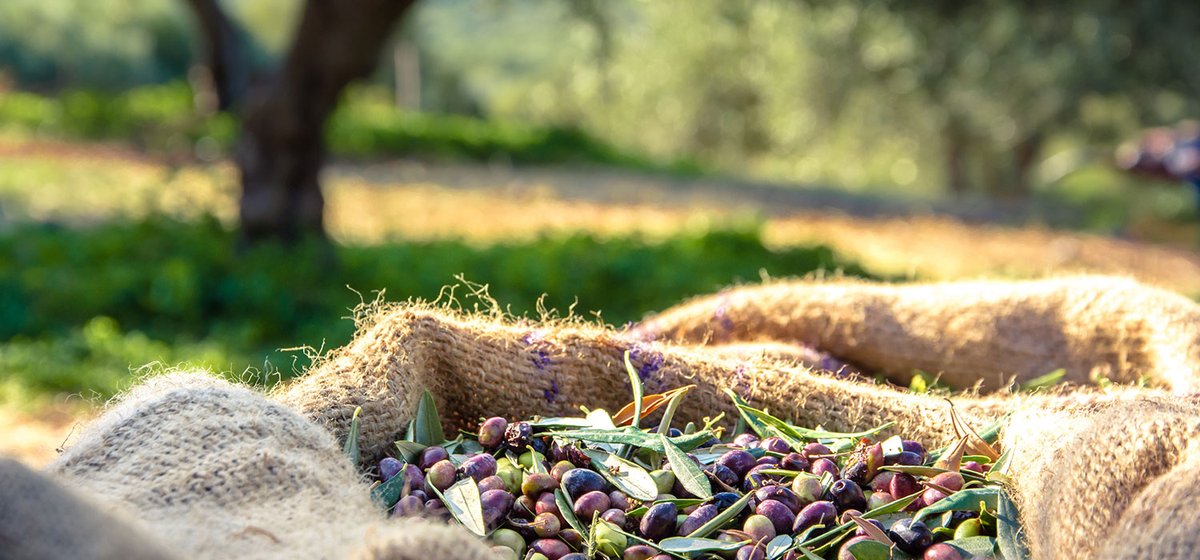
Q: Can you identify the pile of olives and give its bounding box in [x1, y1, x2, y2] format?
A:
[368, 391, 1013, 559]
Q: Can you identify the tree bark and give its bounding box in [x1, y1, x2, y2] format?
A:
[183, 0, 251, 112]
[236, 0, 418, 244]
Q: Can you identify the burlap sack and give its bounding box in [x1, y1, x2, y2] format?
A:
[6, 276, 1197, 559]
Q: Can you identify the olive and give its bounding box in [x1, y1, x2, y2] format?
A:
[623, 544, 658, 560]
[492, 545, 518, 560]
[755, 456, 780, 467]
[678, 503, 719, 536]
[418, 446, 449, 470]
[888, 518, 933, 555]
[478, 475, 507, 494]
[561, 468, 609, 499]
[758, 437, 791, 454]
[889, 473, 921, 499]
[884, 451, 925, 466]
[829, 479, 867, 512]
[378, 457, 403, 482]
[717, 450, 758, 479]
[710, 492, 742, 511]
[793, 501, 837, 534]
[601, 508, 627, 528]
[425, 460, 457, 492]
[394, 495, 423, 517]
[869, 471, 895, 493]
[640, 502, 678, 540]
[530, 539, 571, 560]
[854, 518, 885, 537]
[550, 461, 575, 481]
[735, 545, 765, 560]
[402, 464, 424, 493]
[559, 528, 584, 548]
[779, 453, 810, 472]
[866, 491, 894, 510]
[754, 484, 801, 513]
[743, 513, 777, 544]
[572, 490, 610, 520]
[901, 440, 928, 462]
[705, 463, 740, 489]
[609, 490, 631, 511]
[841, 461, 869, 486]
[954, 518, 982, 539]
[810, 458, 839, 480]
[478, 417, 508, 449]
[754, 500, 794, 535]
[534, 492, 562, 520]
[504, 421, 534, 450]
[480, 489, 514, 526]
[733, 433, 761, 448]
[791, 473, 823, 506]
[650, 469, 676, 495]
[560, 554, 587, 560]
[595, 521, 627, 557]
[490, 528, 525, 557]
[513, 495, 537, 519]
[522, 472, 559, 498]
[532, 512, 561, 538]
[802, 442, 832, 459]
[837, 535, 876, 560]
[459, 454, 498, 482]
[923, 543, 964, 560]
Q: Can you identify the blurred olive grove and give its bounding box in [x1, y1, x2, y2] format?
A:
[3, 0, 1198, 206]
[2, 0, 1200, 403]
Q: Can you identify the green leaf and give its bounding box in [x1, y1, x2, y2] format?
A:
[657, 386, 690, 436]
[370, 470, 408, 510]
[433, 478, 487, 537]
[987, 449, 1015, 484]
[587, 408, 618, 430]
[581, 448, 659, 501]
[944, 536, 997, 557]
[526, 445, 549, 474]
[549, 428, 715, 453]
[343, 406, 362, 465]
[661, 434, 712, 499]
[624, 351, 644, 431]
[914, 488, 1000, 522]
[996, 490, 1032, 560]
[626, 498, 706, 517]
[794, 546, 824, 560]
[1016, 368, 1065, 393]
[394, 440, 428, 464]
[687, 491, 754, 539]
[766, 535, 793, 560]
[847, 539, 890, 560]
[409, 390, 445, 446]
[529, 417, 594, 429]
[658, 536, 747, 554]
[554, 488, 586, 534]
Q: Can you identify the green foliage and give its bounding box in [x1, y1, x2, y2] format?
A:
[0, 83, 699, 173]
[0, 216, 871, 400]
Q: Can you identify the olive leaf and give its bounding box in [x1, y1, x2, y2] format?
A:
[765, 535, 792, 560]
[846, 539, 890, 560]
[369, 469, 408, 510]
[586, 408, 618, 430]
[529, 417, 594, 429]
[656, 386, 694, 435]
[913, 488, 1000, 522]
[996, 489, 1033, 560]
[343, 406, 362, 465]
[432, 478, 487, 537]
[1015, 368, 1065, 393]
[393, 440, 428, 464]
[661, 434, 712, 499]
[687, 491, 754, 539]
[624, 351, 645, 431]
[581, 448, 659, 501]
[944, 536, 998, 557]
[407, 390, 445, 446]
[845, 513, 893, 546]
[548, 428, 715, 453]
[657, 536, 747, 554]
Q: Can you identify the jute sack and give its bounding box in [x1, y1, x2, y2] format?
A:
[632, 275, 1200, 393]
[6, 276, 1197, 559]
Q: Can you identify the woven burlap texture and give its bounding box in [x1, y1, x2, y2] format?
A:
[6, 275, 1197, 560]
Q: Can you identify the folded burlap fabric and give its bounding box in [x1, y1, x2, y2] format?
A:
[3, 276, 1196, 559]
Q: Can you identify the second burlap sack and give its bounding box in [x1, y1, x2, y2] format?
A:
[19, 275, 1200, 560]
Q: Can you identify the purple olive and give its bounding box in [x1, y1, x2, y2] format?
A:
[640, 502, 678, 540]
[791, 474, 823, 506]
[523, 472, 559, 498]
[504, 421, 533, 450]
[716, 450, 758, 479]
[534, 492, 563, 520]
[425, 460, 457, 491]
[866, 491, 895, 510]
[780, 453, 810, 472]
[573, 490, 611, 520]
[890, 472, 922, 499]
[402, 464, 424, 492]
[885, 451, 925, 466]
[379, 457, 403, 482]
[755, 499, 796, 535]
[706, 463, 740, 489]
[869, 471, 896, 493]
[478, 417, 508, 450]
[829, 479, 866, 512]
[854, 518, 886, 537]
[624, 544, 659, 560]
[758, 437, 791, 454]
[513, 495, 537, 519]
[923, 543, 964, 560]
[532, 511, 561, 538]
[559, 529, 584, 548]
[418, 446, 449, 470]
[562, 468, 609, 499]
[754, 485, 801, 513]
[810, 458, 839, 479]
[802, 442, 832, 459]
[480, 489, 514, 526]
[736, 544, 765, 560]
[601, 508, 627, 528]
[793, 501, 837, 533]
[394, 494, 423, 517]
[755, 456, 781, 467]
[963, 461, 986, 474]
[609, 490, 631, 511]
[678, 503, 719, 536]
[888, 518, 933, 555]
[478, 475, 507, 494]
[550, 461, 575, 481]
[459, 454, 498, 482]
[901, 440, 928, 462]
[733, 433, 761, 448]
[530, 538, 571, 560]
